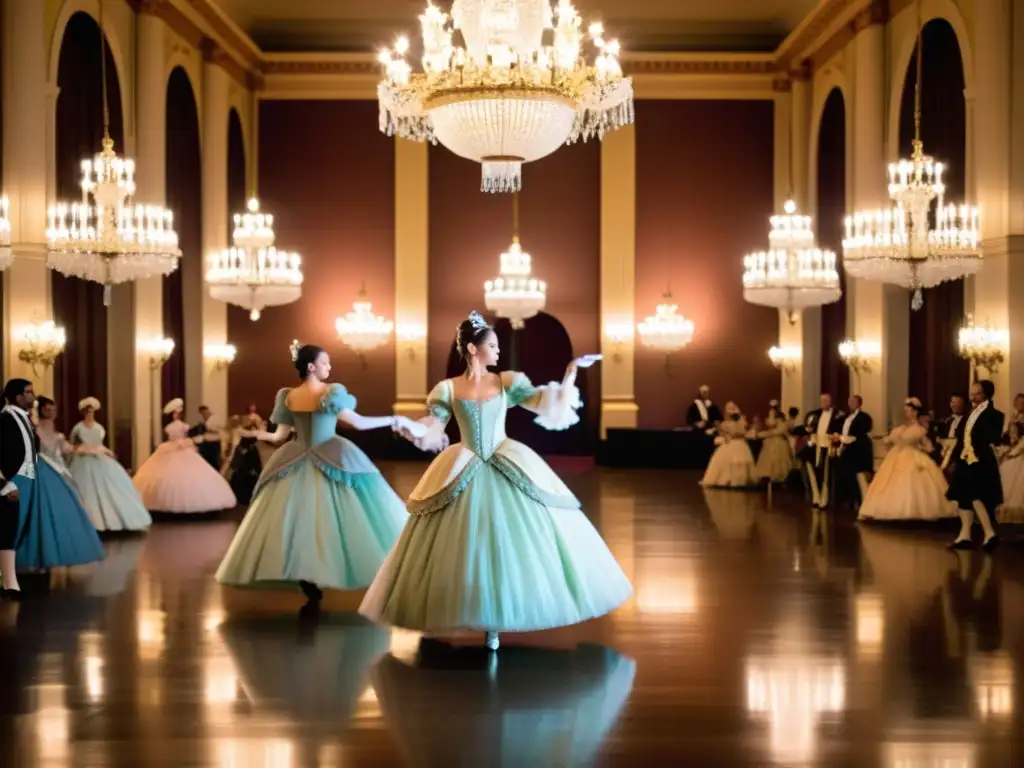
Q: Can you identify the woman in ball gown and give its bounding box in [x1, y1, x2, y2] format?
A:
[224, 405, 265, 505]
[15, 396, 104, 569]
[68, 397, 152, 532]
[216, 341, 419, 610]
[700, 401, 757, 488]
[858, 398, 957, 522]
[132, 399, 238, 513]
[996, 393, 1024, 523]
[755, 399, 795, 484]
[360, 312, 633, 651]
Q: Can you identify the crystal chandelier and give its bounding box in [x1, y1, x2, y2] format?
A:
[13, 320, 67, 375]
[335, 284, 394, 355]
[0, 196, 13, 270]
[958, 314, 1007, 375]
[205, 198, 303, 321]
[743, 200, 841, 322]
[378, 0, 634, 193]
[637, 292, 695, 352]
[841, 0, 980, 311]
[45, 2, 179, 306]
[484, 192, 546, 328]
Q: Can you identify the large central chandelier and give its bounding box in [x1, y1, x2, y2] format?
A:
[484, 192, 546, 328]
[378, 0, 634, 193]
[206, 198, 303, 321]
[45, 1, 179, 306]
[335, 284, 394, 356]
[637, 292, 695, 352]
[841, 0, 980, 311]
[743, 200, 841, 322]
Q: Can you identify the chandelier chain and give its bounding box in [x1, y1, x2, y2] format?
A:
[913, 0, 923, 147]
[99, 0, 110, 139]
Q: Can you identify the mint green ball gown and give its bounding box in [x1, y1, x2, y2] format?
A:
[216, 383, 408, 591]
[360, 371, 633, 634]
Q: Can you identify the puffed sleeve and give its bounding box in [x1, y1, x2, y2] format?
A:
[320, 383, 357, 415]
[270, 388, 294, 426]
[69, 422, 83, 444]
[426, 379, 452, 425]
[500, 370, 581, 431]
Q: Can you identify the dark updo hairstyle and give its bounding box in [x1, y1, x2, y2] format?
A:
[36, 395, 55, 414]
[456, 311, 493, 360]
[978, 379, 996, 401]
[292, 342, 326, 380]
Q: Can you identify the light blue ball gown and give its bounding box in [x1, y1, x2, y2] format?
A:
[69, 421, 152, 532]
[15, 425, 105, 569]
[216, 383, 409, 591]
[360, 371, 633, 634]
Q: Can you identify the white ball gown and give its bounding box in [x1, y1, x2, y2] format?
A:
[360, 371, 632, 634]
[132, 420, 237, 513]
[997, 416, 1024, 522]
[69, 421, 152, 532]
[857, 423, 957, 522]
[701, 418, 757, 488]
[754, 414, 795, 483]
[215, 383, 408, 590]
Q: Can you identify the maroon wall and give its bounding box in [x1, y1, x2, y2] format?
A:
[635, 100, 778, 428]
[227, 100, 395, 417]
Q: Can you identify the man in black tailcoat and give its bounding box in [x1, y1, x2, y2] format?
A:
[935, 392, 967, 471]
[832, 394, 874, 507]
[799, 393, 844, 509]
[188, 405, 223, 470]
[948, 380, 1003, 552]
[0, 379, 39, 601]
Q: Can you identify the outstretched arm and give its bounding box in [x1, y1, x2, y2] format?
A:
[254, 424, 293, 445]
[338, 409, 404, 432]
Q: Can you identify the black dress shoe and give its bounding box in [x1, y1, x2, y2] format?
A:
[1, 588, 24, 601]
[982, 535, 1000, 553]
[948, 538, 974, 550]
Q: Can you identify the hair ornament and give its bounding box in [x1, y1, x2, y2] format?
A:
[905, 396, 922, 408]
[290, 339, 302, 362]
[467, 311, 490, 332]
[78, 396, 102, 412]
[163, 397, 184, 415]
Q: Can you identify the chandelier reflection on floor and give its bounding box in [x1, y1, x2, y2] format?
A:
[637, 291, 694, 352]
[205, 198, 303, 321]
[335, 284, 394, 358]
[377, 0, 634, 193]
[484, 193, 546, 328]
[841, 0, 980, 310]
[743, 200, 841, 322]
[0, 196, 12, 270]
[45, 1, 179, 306]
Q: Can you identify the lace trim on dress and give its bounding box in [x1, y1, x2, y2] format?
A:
[405, 452, 580, 516]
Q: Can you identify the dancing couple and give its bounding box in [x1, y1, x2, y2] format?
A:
[217, 311, 631, 649]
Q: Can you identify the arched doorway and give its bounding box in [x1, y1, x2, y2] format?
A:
[164, 67, 202, 407]
[443, 312, 592, 455]
[902, 20, 969, 410]
[52, 11, 124, 431]
[816, 88, 849, 407]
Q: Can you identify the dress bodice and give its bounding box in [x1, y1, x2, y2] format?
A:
[38, 425, 68, 461]
[719, 418, 748, 439]
[71, 421, 106, 446]
[890, 423, 927, 447]
[271, 383, 356, 449]
[165, 420, 190, 441]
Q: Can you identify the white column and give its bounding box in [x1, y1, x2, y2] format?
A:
[972, 0, 1022, 410]
[200, 56, 230, 420]
[600, 125, 638, 436]
[132, 10, 167, 466]
[775, 77, 822, 414]
[850, 19, 906, 428]
[2, 0, 52, 390]
[393, 140, 429, 418]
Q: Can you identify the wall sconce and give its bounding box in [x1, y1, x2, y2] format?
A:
[603, 322, 633, 362]
[838, 339, 880, 375]
[768, 345, 800, 375]
[958, 314, 1008, 379]
[205, 342, 237, 371]
[396, 323, 426, 360]
[141, 337, 175, 370]
[13, 320, 67, 375]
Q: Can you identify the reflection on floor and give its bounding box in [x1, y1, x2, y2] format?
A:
[0, 465, 1021, 766]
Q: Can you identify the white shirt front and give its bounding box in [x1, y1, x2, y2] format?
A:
[1, 405, 36, 496]
[946, 414, 963, 439]
[964, 400, 988, 436]
[814, 409, 833, 446]
[694, 399, 709, 423]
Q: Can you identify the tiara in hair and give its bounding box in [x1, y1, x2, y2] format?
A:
[467, 311, 490, 331]
[290, 339, 302, 362]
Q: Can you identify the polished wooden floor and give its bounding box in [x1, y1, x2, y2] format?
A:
[1, 464, 1022, 767]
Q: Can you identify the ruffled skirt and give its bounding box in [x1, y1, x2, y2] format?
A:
[216, 436, 407, 590]
[133, 440, 237, 513]
[359, 439, 633, 633]
[755, 435, 794, 483]
[858, 446, 957, 522]
[16, 456, 105, 568]
[701, 439, 757, 488]
[998, 451, 1024, 523]
[71, 453, 152, 531]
